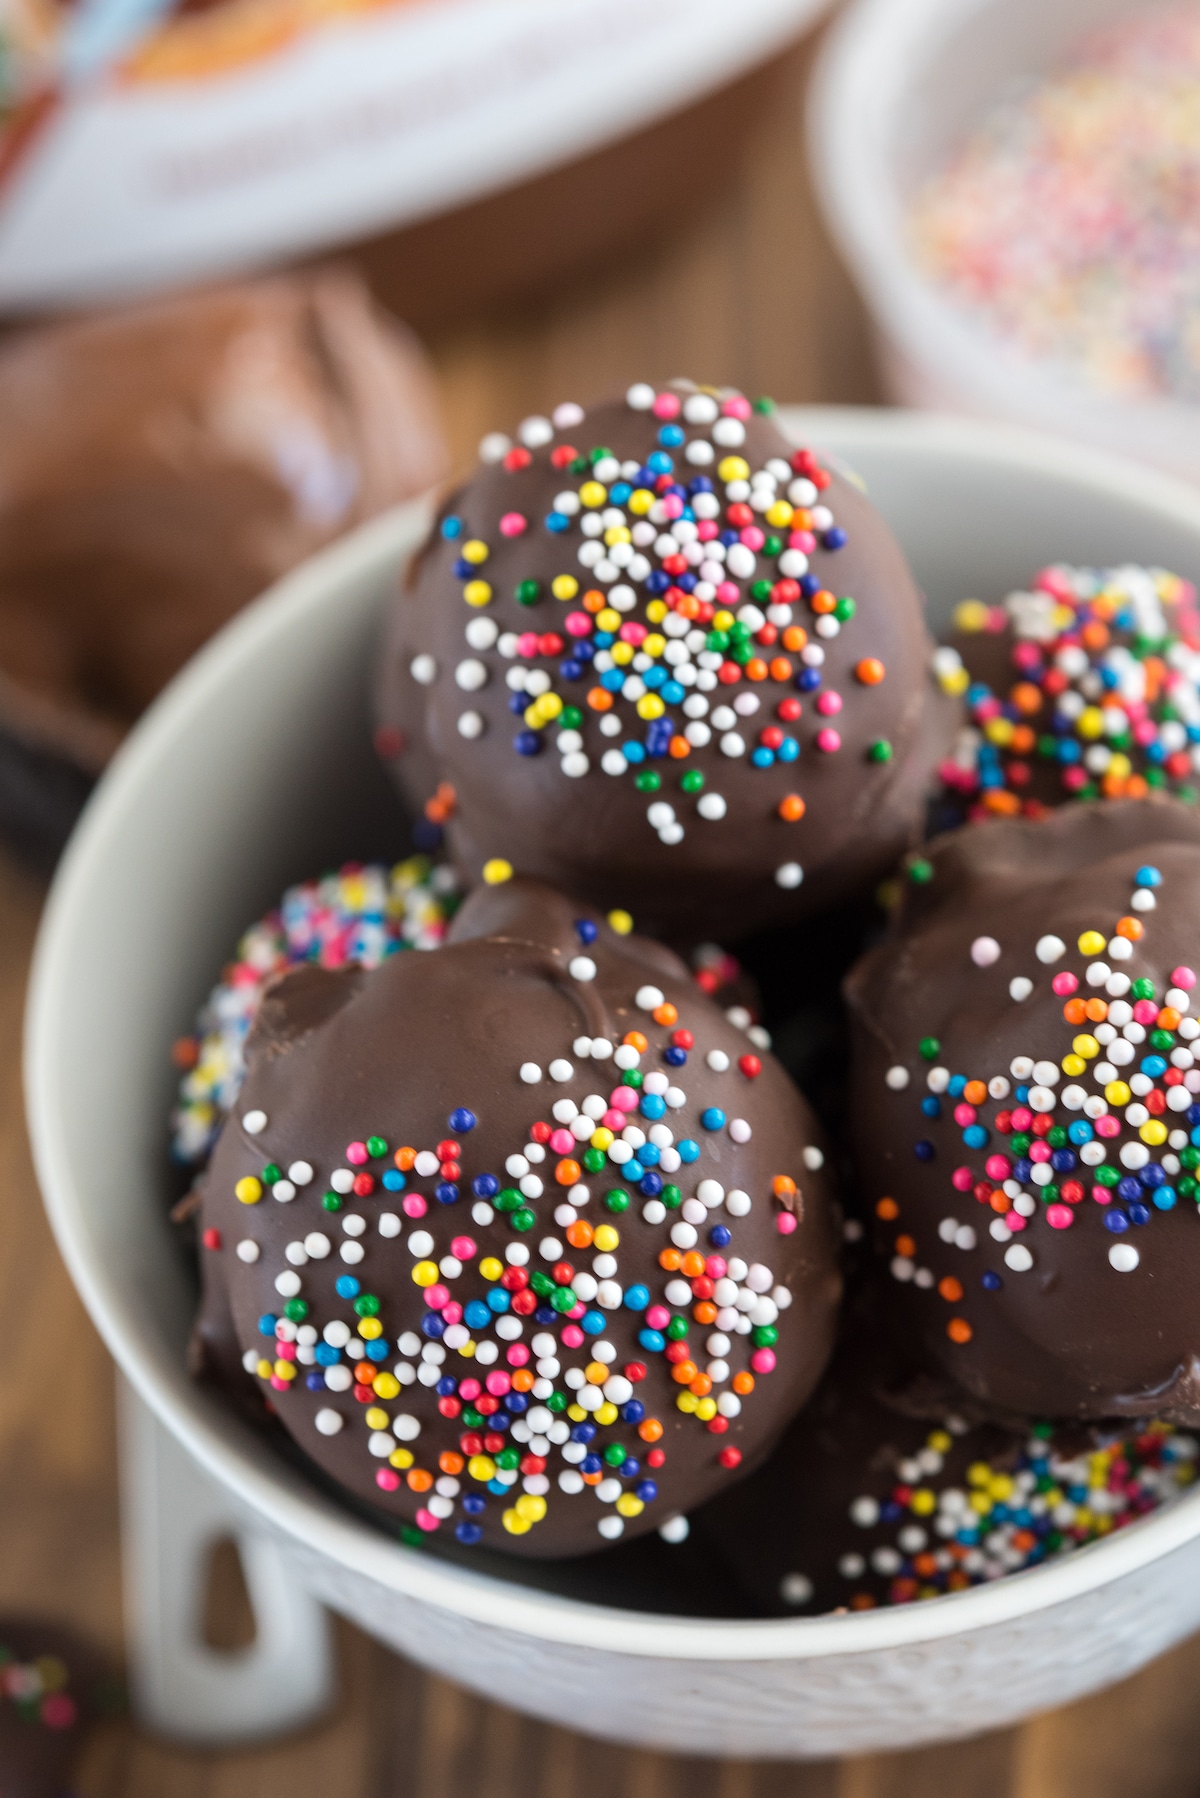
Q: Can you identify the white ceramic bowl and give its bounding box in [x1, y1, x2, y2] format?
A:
[808, 0, 1200, 484]
[26, 409, 1200, 1759]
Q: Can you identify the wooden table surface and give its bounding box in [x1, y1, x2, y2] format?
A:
[7, 19, 1200, 1796]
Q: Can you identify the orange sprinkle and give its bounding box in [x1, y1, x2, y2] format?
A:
[746, 658, 769, 682]
[990, 1190, 1009, 1213]
[1081, 620, 1109, 651]
[1063, 998, 1088, 1025]
[1085, 997, 1109, 1023]
[778, 794, 806, 822]
[638, 1418, 664, 1443]
[406, 1468, 434, 1493]
[624, 1030, 648, 1052]
[1159, 1006, 1182, 1031]
[876, 1197, 899, 1221]
[938, 1276, 964, 1303]
[688, 1374, 713, 1398]
[668, 735, 691, 759]
[773, 1175, 797, 1200]
[354, 1362, 376, 1386]
[1011, 724, 1036, 754]
[1126, 775, 1149, 800]
[769, 657, 794, 683]
[947, 1317, 973, 1345]
[439, 1452, 465, 1475]
[511, 1367, 535, 1392]
[1102, 771, 1128, 799]
[671, 1361, 699, 1385]
[855, 657, 885, 685]
[653, 1002, 679, 1027]
[895, 1234, 916, 1258]
[1116, 915, 1144, 941]
[781, 625, 808, 652]
[681, 1252, 706, 1278]
[394, 1146, 417, 1171]
[811, 588, 836, 614]
[586, 687, 613, 712]
[693, 1301, 717, 1325]
[982, 789, 1021, 815]
[1011, 681, 1043, 716]
[732, 1372, 756, 1395]
[566, 1220, 594, 1249]
[659, 1248, 683, 1272]
[555, 1158, 581, 1186]
[583, 589, 605, 613]
[963, 1080, 986, 1105]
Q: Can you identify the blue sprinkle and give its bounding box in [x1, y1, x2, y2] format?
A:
[981, 1271, 1002, 1291]
[1141, 1055, 1168, 1078]
[305, 1372, 325, 1392]
[962, 1125, 989, 1149]
[623, 1285, 650, 1311]
[487, 1479, 509, 1496]
[545, 512, 570, 533]
[1135, 865, 1163, 887]
[751, 747, 775, 769]
[383, 1169, 406, 1191]
[678, 1140, 700, 1163]
[646, 570, 670, 595]
[508, 1393, 528, 1414]
[258, 1313, 277, 1337]
[823, 526, 847, 550]
[560, 660, 584, 681]
[621, 1401, 646, 1425]
[315, 1343, 340, 1366]
[435, 1181, 459, 1204]
[462, 1494, 486, 1515]
[601, 669, 624, 693]
[638, 1328, 666, 1353]
[1142, 1162, 1166, 1187]
[658, 424, 685, 447]
[610, 482, 632, 504]
[440, 515, 463, 540]
[487, 1287, 510, 1313]
[571, 1422, 597, 1444]
[647, 451, 674, 474]
[366, 1339, 388, 1362]
[1154, 1185, 1178, 1210]
[1068, 1120, 1094, 1144]
[473, 1173, 499, 1198]
[639, 1142, 661, 1167]
[452, 557, 474, 579]
[575, 919, 598, 944]
[436, 1376, 457, 1397]
[620, 1458, 640, 1479]
[455, 1523, 483, 1545]
[914, 1140, 936, 1161]
[422, 1313, 445, 1338]
[1117, 1176, 1144, 1202]
[534, 1306, 556, 1326]
[778, 736, 800, 763]
[335, 1277, 360, 1299]
[709, 1224, 732, 1247]
[799, 573, 821, 597]
[662, 681, 686, 705]
[797, 668, 822, 692]
[449, 1108, 476, 1133]
[582, 1310, 606, 1335]
[623, 740, 647, 764]
[1103, 1209, 1130, 1234]
[1128, 1203, 1152, 1226]
[947, 1075, 967, 1098]
[922, 1096, 942, 1118]
[665, 1045, 688, 1066]
[640, 1171, 663, 1196]
[581, 1454, 603, 1476]
[624, 1161, 645, 1183]
[640, 1093, 666, 1120]
[1050, 1149, 1077, 1172]
[701, 1107, 726, 1130]
[514, 730, 542, 756]
[464, 1301, 491, 1329]
[509, 692, 528, 716]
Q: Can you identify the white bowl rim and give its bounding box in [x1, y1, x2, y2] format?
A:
[25, 406, 1200, 1663]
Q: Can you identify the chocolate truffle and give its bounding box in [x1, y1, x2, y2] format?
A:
[936, 563, 1200, 821]
[689, 1326, 1199, 1615]
[378, 383, 958, 941]
[194, 878, 841, 1556]
[846, 799, 1200, 1423]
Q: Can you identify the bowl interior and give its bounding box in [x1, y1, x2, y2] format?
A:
[27, 408, 1200, 1641]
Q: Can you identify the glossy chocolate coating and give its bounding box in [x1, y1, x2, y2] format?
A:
[377, 386, 958, 942]
[846, 800, 1200, 1423]
[195, 879, 841, 1556]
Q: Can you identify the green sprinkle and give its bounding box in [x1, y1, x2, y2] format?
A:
[666, 1315, 689, 1341]
[367, 1135, 388, 1158]
[322, 1191, 342, 1212]
[1131, 978, 1156, 1000]
[561, 705, 583, 729]
[603, 1443, 626, 1467]
[907, 857, 934, 884]
[284, 1299, 309, 1322]
[353, 1293, 380, 1317]
[604, 1188, 630, 1214]
[868, 739, 893, 763]
[752, 1324, 778, 1348]
[753, 396, 776, 414]
[661, 1185, 682, 1210]
[516, 578, 542, 606]
[582, 1148, 607, 1173]
[918, 1036, 940, 1061]
[680, 768, 705, 793]
[834, 596, 856, 621]
[261, 1163, 282, 1184]
[511, 1208, 536, 1232]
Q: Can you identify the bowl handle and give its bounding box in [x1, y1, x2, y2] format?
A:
[118, 1376, 335, 1744]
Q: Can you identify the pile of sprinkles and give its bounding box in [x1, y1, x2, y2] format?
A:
[171, 858, 457, 1166]
[786, 1415, 1197, 1611]
[0, 1642, 80, 1731]
[415, 383, 896, 887]
[224, 945, 823, 1548]
[879, 859, 1200, 1341]
[909, 4, 1200, 401]
[936, 564, 1200, 817]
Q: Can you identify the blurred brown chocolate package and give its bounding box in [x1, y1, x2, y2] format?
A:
[0, 268, 446, 864]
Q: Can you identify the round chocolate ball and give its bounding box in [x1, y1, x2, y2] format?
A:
[194, 878, 842, 1556]
[689, 1324, 1199, 1615]
[936, 562, 1200, 822]
[845, 799, 1200, 1423]
[377, 383, 958, 941]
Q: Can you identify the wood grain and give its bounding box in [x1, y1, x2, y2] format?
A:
[0, 15, 1193, 1794]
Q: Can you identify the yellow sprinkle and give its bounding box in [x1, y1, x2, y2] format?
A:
[939, 667, 970, 697]
[459, 1340, 476, 1359]
[468, 1455, 496, 1482]
[596, 608, 621, 632]
[567, 1404, 586, 1422]
[615, 1493, 645, 1517]
[540, 693, 563, 721]
[1109, 752, 1132, 778]
[966, 1462, 991, 1487]
[389, 1448, 414, 1470]
[1141, 1120, 1168, 1145]
[765, 501, 794, 528]
[502, 1509, 531, 1534]
[359, 1317, 382, 1340]
[953, 599, 989, 632]
[928, 1431, 952, 1454]
[590, 1127, 614, 1152]
[910, 1488, 936, 1515]
[373, 1373, 400, 1400]
[970, 1492, 993, 1516]
[365, 1406, 390, 1430]
[717, 456, 749, 482]
[255, 1358, 272, 1380]
[461, 539, 488, 564]
[1072, 1034, 1100, 1058]
[585, 1361, 608, 1385]
[1061, 1056, 1087, 1077]
[480, 1257, 502, 1281]
[1078, 931, 1106, 956]
[482, 859, 512, 886]
[1078, 707, 1104, 740]
[645, 600, 667, 624]
[643, 633, 666, 659]
[1106, 1081, 1132, 1107]
[552, 574, 579, 601]
[596, 1402, 618, 1425]
[713, 609, 735, 631]
[235, 1177, 263, 1205]
[412, 1260, 439, 1287]
[463, 580, 492, 608]
[273, 1360, 297, 1382]
[593, 1225, 619, 1251]
[607, 910, 634, 936]
[578, 481, 607, 508]
[515, 1493, 547, 1523]
[604, 526, 632, 547]
[675, 1392, 698, 1414]
[611, 641, 634, 666]
[636, 695, 665, 721]
[984, 718, 1014, 748]
[628, 488, 655, 515]
[989, 1474, 1015, 1501]
[695, 1397, 717, 1421]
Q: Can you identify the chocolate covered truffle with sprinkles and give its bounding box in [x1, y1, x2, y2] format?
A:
[378, 383, 959, 941]
[936, 562, 1200, 820]
[689, 1327, 1199, 1615]
[193, 878, 841, 1555]
[845, 799, 1200, 1423]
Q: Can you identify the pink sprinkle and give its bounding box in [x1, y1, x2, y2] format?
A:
[560, 1324, 584, 1349]
[1133, 1000, 1160, 1025]
[485, 1370, 512, 1397]
[652, 391, 681, 419]
[415, 1508, 440, 1532]
[1063, 767, 1088, 791]
[376, 1469, 401, 1492]
[645, 1305, 671, 1331]
[1046, 1204, 1074, 1229]
[722, 396, 751, 419]
[1010, 1107, 1033, 1131]
[816, 691, 843, 717]
[1035, 567, 1073, 600]
[451, 1236, 477, 1259]
[499, 511, 527, 537]
[565, 1303, 585, 1321]
[1174, 966, 1197, 989]
[815, 728, 841, 753]
[424, 1284, 450, 1311]
[705, 1257, 728, 1278]
[1013, 641, 1042, 671]
[788, 530, 817, 553]
[602, 1109, 626, 1131]
[402, 1194, 428, 1218]
[739, 525, 765, 551]
[506, 1343, 530, 1366]
[619, 621, 648, 646]
[1029, 1141, 1051, 1164]
[750, 1348, 777, 1374]
[270, 1376, 288, 1391]
[40, 1695, 76, 1731]
[441, 1302, 462, 1326]
[458, 1378, 482, 1401]
[1134, 719, 1158, 747]
[661, 493, 685, 519]
[610, 1087, 638, 1112]
[276, 1340, 297, 1362]
[952, 1166, 974, 1191]
[549, 1128, 575, 1155]
[697, 519, 719, 541]
[1052, 972, 1078, 995]
[776, 1213, 798, 1235]
[985, 1154, 1012, 1181]
[565, 611, 592, 638]
[1092, 1185, 1112, 1205]
[1005, 1211, 1026, 1232]
[346, 1141, 368, 1166]
[517, 631, 540, 658]
[1097, 1114, 1121, 1137]
[975, 697, 1003, 722]
[954, 1103, 977, 1128]
[717, 580, 741, 606]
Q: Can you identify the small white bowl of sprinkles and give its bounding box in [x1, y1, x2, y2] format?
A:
[810, 0, 1200, 483]
[24, 407, 1200, 1757]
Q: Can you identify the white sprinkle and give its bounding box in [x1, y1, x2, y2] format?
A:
[242, 1109, 267, 1135]
[410, 654, 437, 686]
[520, 1063, 542, 1084]
[726, 1190, 752, 1217]
[478, 431, 511, 462]
[518, 414, 553, 448]
[1109, 1243, 1140, 1272]
[971, 936, 1001, 967]
[455, 657, 487, 691]
[562, 753, 590, 778]
[304, 1233, 332, 1259]
[379, 1214, 401, 1238]
[1009, 977, 1034, 1002]
[626, 383, 655, 410]
[465, 616, 498, 651]
[236, 1240, 260, 1264]
[707, 1049, 730, 1072]
[1036, 935, 1066, 964]
[549, 1059, 574, 1082]
[553, 401, 584, 428]
[659, 1514, 690, 1544]
[1004, 1244, 1034, 1272]
[775, 862, 804, 890]
[568, 957, 597, 982]
[636, 986, 665, 1012]
[340, 1241, 365, 1265]
[697, 793, 727, 820]
[330, 1169, 354, 1194]
[885, 1066, 910, 1090]
[288, 1161, 313, 1185]
[274, 1270, 301, 1297]
[457, 711, 484, 740]
[314, 1410, 343, 1437]
[729, 1118, 751, 1143]
[272, 1181, 296, 1204]
[802, 1146, 825, 1171]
